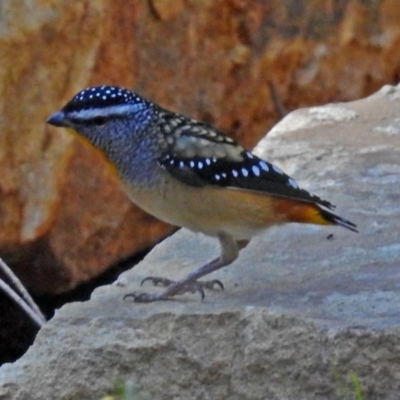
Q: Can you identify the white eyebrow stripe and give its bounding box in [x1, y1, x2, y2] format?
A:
[68, 104, 142, 120]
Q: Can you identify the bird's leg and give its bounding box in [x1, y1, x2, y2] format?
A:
[140, 240, 248, 293]
[125, 233, 241, 302]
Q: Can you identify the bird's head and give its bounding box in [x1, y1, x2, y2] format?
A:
[46, 85, 154, 154]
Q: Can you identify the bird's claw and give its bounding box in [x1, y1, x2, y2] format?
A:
[140, 277, 174, 287]
[141, 276, 223, 294]
[201, 279, 224, 290]
[124, 276, 224, 302]
[123, 292, 169, 303]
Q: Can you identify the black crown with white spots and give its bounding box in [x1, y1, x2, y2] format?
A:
[63, 85, 146, 112]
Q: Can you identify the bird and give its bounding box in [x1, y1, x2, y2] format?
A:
[46, 85, 358, 302]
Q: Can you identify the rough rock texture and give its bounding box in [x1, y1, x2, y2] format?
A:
[1, 85, 399, 399]
[2, 0, 400, 293]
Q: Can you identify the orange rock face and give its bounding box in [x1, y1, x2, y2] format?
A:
[1, 0, 400, 293]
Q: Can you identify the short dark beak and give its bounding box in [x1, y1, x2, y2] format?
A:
[46, 111, 67, 127]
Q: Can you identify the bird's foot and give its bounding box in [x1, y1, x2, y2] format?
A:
[123, 291, 171, 303]
[141, 276, 224, 292]
[123, 276, 224, 303]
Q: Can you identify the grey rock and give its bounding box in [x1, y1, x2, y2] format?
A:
[1, 84, 400, 399]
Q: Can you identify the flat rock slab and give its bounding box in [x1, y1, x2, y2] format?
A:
[1, 85, 400, 399]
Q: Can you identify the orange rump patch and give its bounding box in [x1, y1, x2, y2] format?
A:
[273, 198, 331, 226]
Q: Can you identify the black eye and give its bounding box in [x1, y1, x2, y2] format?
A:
[90, 116, 108, 126]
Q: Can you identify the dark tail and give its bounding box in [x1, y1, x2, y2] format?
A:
[318, 208, 358, 233]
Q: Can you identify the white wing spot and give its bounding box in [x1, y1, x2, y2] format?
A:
[198, 161, 203, 169]
[259, 161, 269, 171]
[215, 174, 221, 180]
[241, 168, 249, 177]
[221, 173, 227, 178]
[205, 158, 211, 165]
[272, 164, 283, 174]
[190, 161, 195, 168]
[179, 161, 184, 168]
[232, 170, 238, 178]
[288, 178, 299, 188]
[252, 165, 261, 176]
[247, 152, 254, 159]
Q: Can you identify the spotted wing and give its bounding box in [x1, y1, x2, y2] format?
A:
[157, 115, 334, 209]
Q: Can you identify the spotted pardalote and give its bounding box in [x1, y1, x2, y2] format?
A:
[47, 85, 357, 302]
